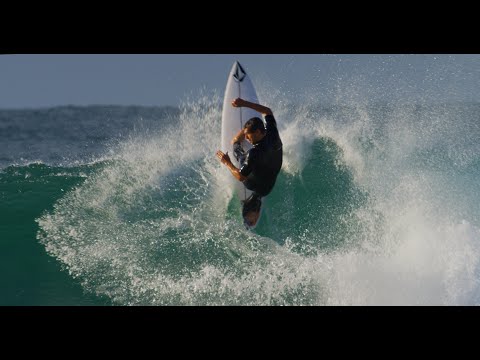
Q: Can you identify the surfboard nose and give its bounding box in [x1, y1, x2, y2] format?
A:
[232, 61, 246, 82]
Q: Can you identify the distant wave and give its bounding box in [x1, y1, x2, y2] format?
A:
[0, 105, 181, 169]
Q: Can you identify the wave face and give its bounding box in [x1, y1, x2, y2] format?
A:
[5, 96, 476, 305]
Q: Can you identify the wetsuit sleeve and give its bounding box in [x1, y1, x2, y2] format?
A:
[240, 148, 257, 177]
[264, 114, 277, 131]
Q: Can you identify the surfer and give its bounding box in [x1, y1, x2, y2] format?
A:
[216, 98, 283, 220]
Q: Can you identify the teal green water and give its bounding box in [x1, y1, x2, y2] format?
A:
[254, 138, 368, 251]
[0, 164, 111, 305]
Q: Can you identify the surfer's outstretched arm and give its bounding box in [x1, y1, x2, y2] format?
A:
[232, 98, 273, 116]
[216, 150, 247, 182]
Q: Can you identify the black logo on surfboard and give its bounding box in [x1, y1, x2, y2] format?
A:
[233, 62, 246, 82]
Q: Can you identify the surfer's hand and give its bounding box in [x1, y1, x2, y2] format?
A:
[232, 98, 246, 108]
[216, 150, 231, 165]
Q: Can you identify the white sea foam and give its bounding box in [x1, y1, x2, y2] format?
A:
[36, 82, 480, 305]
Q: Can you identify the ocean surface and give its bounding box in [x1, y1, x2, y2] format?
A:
[1, 94, 480, 305]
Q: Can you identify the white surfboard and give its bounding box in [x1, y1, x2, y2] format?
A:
[221, 61, 264, 230]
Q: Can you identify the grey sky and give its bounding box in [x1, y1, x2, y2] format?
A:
[1, 54, 479, 109]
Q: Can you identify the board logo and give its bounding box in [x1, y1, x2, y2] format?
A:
[233, 62, 246, 82]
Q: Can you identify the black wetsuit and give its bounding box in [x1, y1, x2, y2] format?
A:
[237, 114, 283, 199]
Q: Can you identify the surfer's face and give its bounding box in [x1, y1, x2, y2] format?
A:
[244, 129, 264, 144]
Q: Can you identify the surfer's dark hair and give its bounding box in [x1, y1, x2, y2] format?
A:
[244, 117, 265, 134]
